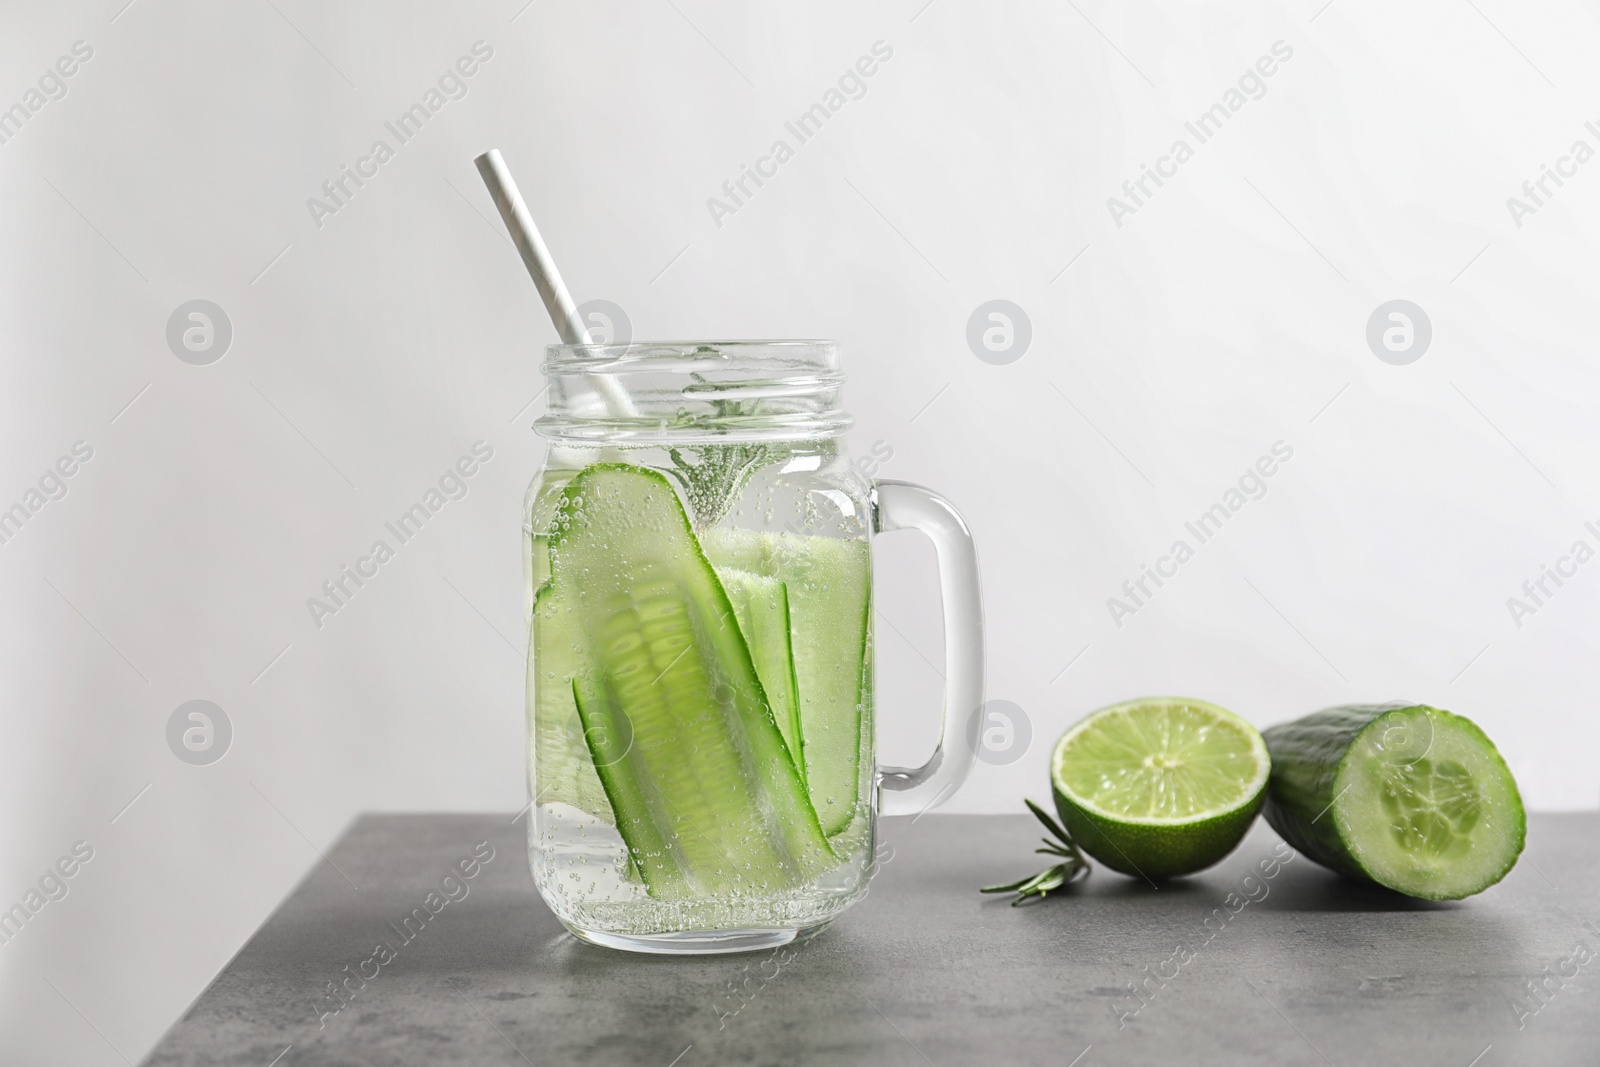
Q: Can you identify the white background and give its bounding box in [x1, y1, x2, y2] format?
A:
[3, 0, 1598, 1061]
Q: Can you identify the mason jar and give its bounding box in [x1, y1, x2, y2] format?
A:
[524, 340, 983, 954]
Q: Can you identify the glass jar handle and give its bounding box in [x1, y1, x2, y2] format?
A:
[871, 481, 985, 817]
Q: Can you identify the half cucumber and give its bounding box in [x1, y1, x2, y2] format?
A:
[1262, 703, 1524, 900]
[546, 464, 833, 899]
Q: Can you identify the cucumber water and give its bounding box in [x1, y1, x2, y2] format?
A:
[530, 461, 873, 922]
[548, 464, 832, 896]
[1261, 703, 1524, 900]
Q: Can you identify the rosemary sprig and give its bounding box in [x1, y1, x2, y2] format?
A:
[663, 372, 781, 530]
[980, 798, 1091, 906]
[666, 442, 778, 531]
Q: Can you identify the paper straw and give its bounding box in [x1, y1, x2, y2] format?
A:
[473, 149, 636, 417]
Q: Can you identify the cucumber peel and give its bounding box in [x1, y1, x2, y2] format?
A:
[1262, 703, 1525, 900]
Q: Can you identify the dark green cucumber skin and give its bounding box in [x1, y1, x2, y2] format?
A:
[1259, 704, 1403, 880]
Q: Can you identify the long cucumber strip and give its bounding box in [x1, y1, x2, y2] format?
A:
[571, 679, 688, 893]
[527, 478, 615, 827]
[529, 582, 612, 825]
[1262, 703, 1524, 900]
[575, 577, 796, 889]
[704, 529, 873, 838]
[549, 465, 833, 898]
[717, 569, 804, 782]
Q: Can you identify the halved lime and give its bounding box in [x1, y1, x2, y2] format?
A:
[1051, 697, 1270, 879]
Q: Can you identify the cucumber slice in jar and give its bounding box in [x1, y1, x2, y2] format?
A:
[527, 472, 618, 824]
[1262, 703, 1525, 900]
[547, 464, 834, 899]
[703, 529, 873, 839]
[717, 569, 805, 782]
[529, 582, 613, 826]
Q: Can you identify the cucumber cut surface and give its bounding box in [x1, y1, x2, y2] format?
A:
[1262, 703, 1524, 900]
[545, 464, 833, 899]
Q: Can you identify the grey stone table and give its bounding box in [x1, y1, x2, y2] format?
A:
[144, 813, 1598, 1066]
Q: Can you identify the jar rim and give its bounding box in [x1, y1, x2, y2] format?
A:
[543, 338, 839, 366]
[548, 338, 835, 348]
[535, 339, 850, 443]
